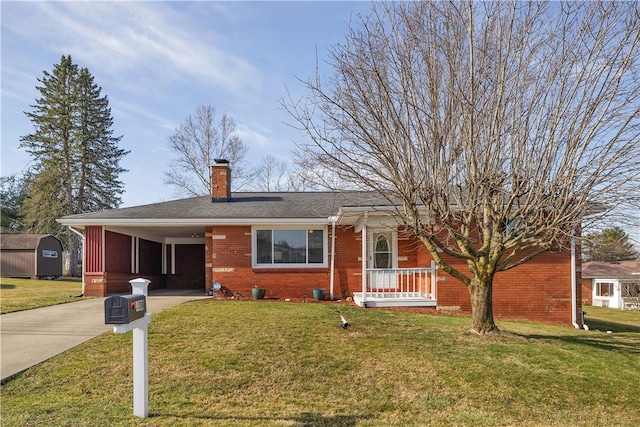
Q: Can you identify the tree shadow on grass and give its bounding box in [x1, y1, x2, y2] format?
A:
[520, 324, 640, 356]
[296, 412, 374, 426]
[582, 317, 640, 334]
[150, 411, 374, 426]
[0, 284, 16, 289]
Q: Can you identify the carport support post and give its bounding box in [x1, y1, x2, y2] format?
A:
[130, 278, 150, 418]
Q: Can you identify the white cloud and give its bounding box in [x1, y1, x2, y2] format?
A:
[0, 66, 39, 104]
[2, 1, 262, 97]
[111, 98, 177, 133]
[236, 124, 272, 152]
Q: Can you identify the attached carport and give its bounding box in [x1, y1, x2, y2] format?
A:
[57, 218, 208, 296]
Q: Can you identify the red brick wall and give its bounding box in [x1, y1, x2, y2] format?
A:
[211, 164, 231, 200]
[415, 235, 581, 325]
[206, 225, 335, 299]
[83, 272, 166, 296]
[205, 225, 364, 299]
[581, 278, 593, 305]
[422, 247, 578, 324]
[203, 224, 579, 325]
[492, 251, 575, 324]
[332, 227, 365, 299]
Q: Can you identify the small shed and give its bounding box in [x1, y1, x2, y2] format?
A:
[582, 260, 640, 310]
[0, 234, 64, 278]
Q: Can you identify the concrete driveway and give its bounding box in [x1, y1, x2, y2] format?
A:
[1, 290, 208, 383]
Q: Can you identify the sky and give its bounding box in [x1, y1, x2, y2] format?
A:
[2, 1, 639, 247]
[1, 0, 374, 207]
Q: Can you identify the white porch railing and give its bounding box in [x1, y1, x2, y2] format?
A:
[359, 261, 437, 307]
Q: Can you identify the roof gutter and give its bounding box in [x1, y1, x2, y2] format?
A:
[57, 217, 332, 227]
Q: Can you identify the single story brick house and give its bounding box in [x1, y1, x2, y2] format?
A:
[582, 259, 640, 310]
[58, 161, 584, 326]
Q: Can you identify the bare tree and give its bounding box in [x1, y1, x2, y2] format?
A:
[252, 155, 321, 192]
[286, 1, 640, 334]
[164, 104, 249, 197]
[253, 155, 290, 191]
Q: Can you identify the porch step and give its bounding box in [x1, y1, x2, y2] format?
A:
[353, 293, 437, 308]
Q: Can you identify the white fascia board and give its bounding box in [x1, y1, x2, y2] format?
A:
[57, 218, 331, 227]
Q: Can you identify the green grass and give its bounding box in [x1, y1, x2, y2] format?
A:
[0, 277, 86, 314]
[2, 301, 639, 426]
[583, 305, 640, 333]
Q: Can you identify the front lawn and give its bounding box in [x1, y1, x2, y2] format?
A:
[0, 277, 86, 314]
[583, 305, 640, 333]
[2, 301, 639, 426]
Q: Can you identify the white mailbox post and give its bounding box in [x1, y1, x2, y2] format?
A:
[109, 278, 152, 418]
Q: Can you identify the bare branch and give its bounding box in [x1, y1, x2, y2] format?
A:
[163, 104, 249, 197]
[285, 1, 640, 332]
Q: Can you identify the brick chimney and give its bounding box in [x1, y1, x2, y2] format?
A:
[211, 159, 231, 202]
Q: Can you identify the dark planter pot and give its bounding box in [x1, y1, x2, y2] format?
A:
[313, 288, 326, 301]
[252, 288, 266, 300]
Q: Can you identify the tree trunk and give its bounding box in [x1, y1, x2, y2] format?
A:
[468, 276, 499, 334]
[68, 230, 80, 278]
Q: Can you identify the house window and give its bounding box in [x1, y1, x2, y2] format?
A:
[596, 282, 614, 297]
[254, 227, 326, 267]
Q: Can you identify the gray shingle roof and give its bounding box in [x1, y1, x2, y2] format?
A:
[59, 191, 392, 222]
[582, 260, 640, 278]
[1, 234, 53, 250]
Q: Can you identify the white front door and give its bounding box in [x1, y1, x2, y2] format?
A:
[369, 231, 397, 289]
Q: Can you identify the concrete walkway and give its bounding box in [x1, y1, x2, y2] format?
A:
[1, 290, 208, 383]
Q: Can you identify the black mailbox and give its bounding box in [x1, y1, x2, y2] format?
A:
[105, 294, 146, 324]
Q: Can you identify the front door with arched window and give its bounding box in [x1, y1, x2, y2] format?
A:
[369, 231, 397, 289]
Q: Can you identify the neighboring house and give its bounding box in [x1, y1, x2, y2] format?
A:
[58, 160, 584, 326]
[582, 259, 640, 310]
[0, 234, 63, 278]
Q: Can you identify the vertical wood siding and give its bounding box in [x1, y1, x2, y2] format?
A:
[105, 231, 131, 273]
[139, 239, 162, 274]
[0, 251, 36, 277]
[35, 236, 63, 276]
[84, 226, 103, 273]
[175, 244, 205, 275]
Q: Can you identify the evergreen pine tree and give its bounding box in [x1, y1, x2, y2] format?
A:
[75, 67, 127, 212]
[583, 227, 639, 263]
[19, 55, 128, 276]
[0, 174, 27, 233]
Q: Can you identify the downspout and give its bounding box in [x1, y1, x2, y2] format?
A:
[570, 234, 580, 329]
[328, 216, 338, 300]
[68, 226, 85, 296]
[361, 211, 368, 307]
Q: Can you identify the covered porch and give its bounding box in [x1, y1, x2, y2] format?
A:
[335, 208, 438, 308]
